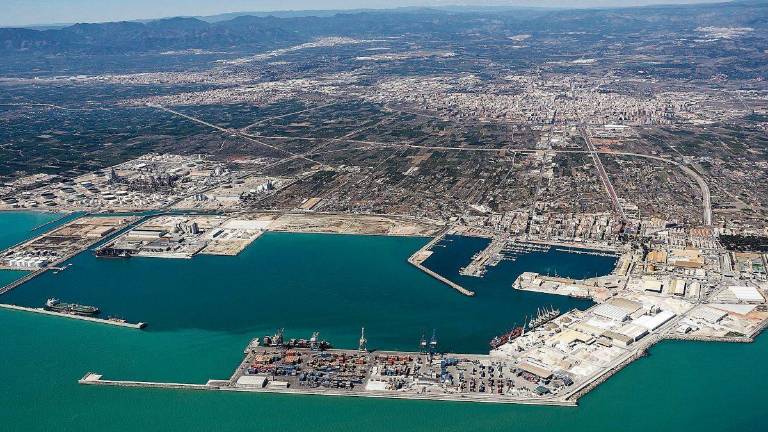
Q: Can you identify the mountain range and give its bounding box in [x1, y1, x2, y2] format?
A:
[1, 1, 766, 54]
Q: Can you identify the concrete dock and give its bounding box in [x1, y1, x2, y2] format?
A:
[409, 259, 475, 296]
[0, 303, 146, 329]
[78, 371, 577, 406]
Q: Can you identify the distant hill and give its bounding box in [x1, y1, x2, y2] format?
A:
[1, 2, 765, 55]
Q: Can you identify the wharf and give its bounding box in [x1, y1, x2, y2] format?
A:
[460, 239, 505, 278]
[79, 343, 580, 406]
[78, 371, 577, 406]
[1, 215, 138, 295]
[0, 303, 146, 329]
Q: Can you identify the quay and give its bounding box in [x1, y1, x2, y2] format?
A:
[554, 248, 619, 257]
[0, 303, 147, 329]
[78, 371, 577, 406]
[78, 337, 581, 406]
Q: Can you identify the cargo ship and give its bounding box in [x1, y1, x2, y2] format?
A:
[489, 307, 561, 350]
[489, 325, 524, 349]
[263, 329, 332, 350]
[44, 298, 100, 316]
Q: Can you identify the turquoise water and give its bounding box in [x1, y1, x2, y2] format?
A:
[1, 212, 767, 432]
[0, 211, 66, 248]
[1, 233, 602, 353]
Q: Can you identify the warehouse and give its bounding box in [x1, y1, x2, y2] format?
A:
[616, 323, 649, 342]
[643, 279, 664, 293]
[671, 279, 687, 296]
[591, 303, 630, 322]
[633, 310, 676, 331]
[728, 286, 765, 303]
[518, 360, 554, 379]
[607, 298, 643, 315]
[690, 306, 727, 324]
[602, 331, 634, 348]
[236, 375, 268, 389]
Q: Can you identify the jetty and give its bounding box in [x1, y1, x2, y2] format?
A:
[29, 212, 77, 233]
[408, 228, 475, 296]
[0, 303, 146, 329]
[460, 238, 505, 278]
[0, 269, 46, 295]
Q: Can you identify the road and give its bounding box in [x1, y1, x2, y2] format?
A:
[148, 104, 322, 167]
[579, 126, 626, 222]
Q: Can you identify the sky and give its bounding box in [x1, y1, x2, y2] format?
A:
[4, 0, 727, 27]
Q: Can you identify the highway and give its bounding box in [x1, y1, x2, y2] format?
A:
[579, 126, 626, 222]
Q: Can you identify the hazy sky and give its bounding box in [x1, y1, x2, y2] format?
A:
[4, 0, 726, 27]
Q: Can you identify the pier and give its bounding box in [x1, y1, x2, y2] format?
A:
[408, 229, 475, 296]
[460, 238, 505, 278]
[78, 339, 584, 406]
[409, 260, 475, 296]
[0, 269, 46, 295]
[80, 373, 210, 390]
[0, 303, 147, 329]
[554, 248, 619, 257]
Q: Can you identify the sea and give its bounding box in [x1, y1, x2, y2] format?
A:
[0, 211, 766, 432]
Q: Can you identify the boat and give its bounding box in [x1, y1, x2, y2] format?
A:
[489, 325, 524, 349]
[44, 298, 100, 316]
[527, 306, 561, 330]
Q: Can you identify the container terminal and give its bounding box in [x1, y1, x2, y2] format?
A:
[79, 328, 579, 406]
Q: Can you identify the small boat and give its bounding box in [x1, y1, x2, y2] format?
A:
[528, 307, 561, 330]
